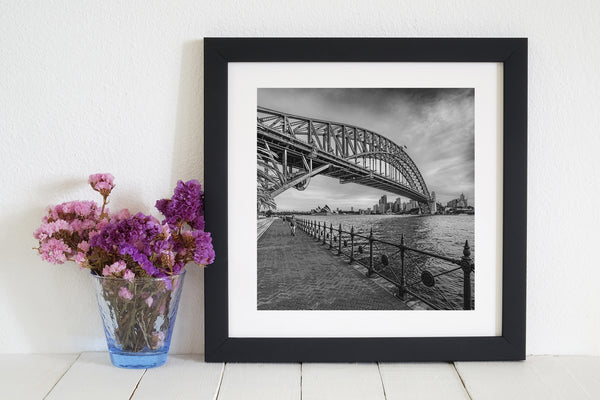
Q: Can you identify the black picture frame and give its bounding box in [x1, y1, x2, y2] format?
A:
[204, 38, 527, 362]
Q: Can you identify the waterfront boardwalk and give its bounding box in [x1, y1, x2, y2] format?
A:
[258, 220, 410, 310]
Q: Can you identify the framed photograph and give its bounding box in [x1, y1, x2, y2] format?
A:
[204, 38, 527, 362]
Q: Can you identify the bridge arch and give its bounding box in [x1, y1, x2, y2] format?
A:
[257, 107, 432, 212]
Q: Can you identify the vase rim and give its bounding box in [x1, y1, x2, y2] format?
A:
[90, 269, 186, 282]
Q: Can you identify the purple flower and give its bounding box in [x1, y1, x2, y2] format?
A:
[172, 260, 185, 275]
[35, 173, 215, 279]
[191, 231, 215, 265]
[155, 179, 205, 230]
[119, 244, 159, 276]
[90, 213, 163, 276]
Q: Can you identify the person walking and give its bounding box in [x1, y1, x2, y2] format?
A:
[289, 216, 297, 236]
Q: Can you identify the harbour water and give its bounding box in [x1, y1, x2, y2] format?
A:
[295, 214, 475, 309]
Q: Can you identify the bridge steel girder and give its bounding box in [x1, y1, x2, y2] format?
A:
[257, 107, 432, 205]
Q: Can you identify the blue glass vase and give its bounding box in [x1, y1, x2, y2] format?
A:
[91, 271, 186, 369]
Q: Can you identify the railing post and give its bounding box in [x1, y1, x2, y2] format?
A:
[398, 234, 406, 300]
[461, 240, 473, 310]
[322, 221, 326, 245]
[367, 228, 373, 277]
[337, 224, 342, 255]
[329, 223, 333, 249]
[349, 226, 355, 263]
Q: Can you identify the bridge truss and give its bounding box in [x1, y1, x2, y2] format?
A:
[257, 107, 434, 212]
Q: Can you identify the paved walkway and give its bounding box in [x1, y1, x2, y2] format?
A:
[257, 220, 410, 310]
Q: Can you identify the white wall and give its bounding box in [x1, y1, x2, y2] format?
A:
[0, 0, 598, 355]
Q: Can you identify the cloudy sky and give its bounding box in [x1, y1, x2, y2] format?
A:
[258, 88, 474, 211]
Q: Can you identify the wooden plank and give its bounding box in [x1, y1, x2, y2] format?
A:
[529, 356, 600, 399]
[455, 358, 561, 400]
[46, 352, 145, 400]
[302, 363, 385, 400]
[217, 363, 300, 400]
[132, 355, 224, 399]
[0, 353, 78, 399]
[379, 362, 470, 400]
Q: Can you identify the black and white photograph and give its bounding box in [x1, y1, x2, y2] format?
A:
[256, 88, 475, 311]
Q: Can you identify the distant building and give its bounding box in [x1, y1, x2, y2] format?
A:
[447, 193, 468, 209]
[311, 204, 332, 215]
[379, 195, 388, 214]
[394, 197, 402, 213]
[406, 200, 419, 211]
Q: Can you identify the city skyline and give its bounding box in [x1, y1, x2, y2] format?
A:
[275, 191, 471, 213]
[258, 88, 474, 211]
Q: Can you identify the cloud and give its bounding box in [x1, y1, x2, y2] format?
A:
[259, 88, 474, 209]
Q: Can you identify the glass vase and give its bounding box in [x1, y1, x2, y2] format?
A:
[91, 271, 186, 369]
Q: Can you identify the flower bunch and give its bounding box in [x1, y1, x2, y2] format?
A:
[34, 174, 214, 356]
[34, 174, 214, 278]
[34, 200, 105, 264]
[156, 179, 205, 230]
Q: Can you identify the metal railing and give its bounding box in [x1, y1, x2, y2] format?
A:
[295, 218, 475, 310]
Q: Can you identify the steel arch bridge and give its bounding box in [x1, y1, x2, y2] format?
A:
[257, 107, 434, 213]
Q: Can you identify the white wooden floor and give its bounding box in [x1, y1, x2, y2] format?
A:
[0, 353, 598, 399]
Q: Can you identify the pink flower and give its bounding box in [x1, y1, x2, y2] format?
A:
[151, 331, 166, 348]
[102, 260, 127, 277]
[145, 296, 154, 307]
[118, 286, 133, 300]
[89, 173, 115, 196]
[74, 252, 86, 265]
[78, 241, 90, 252]
[122, 269, 135, 282]
[70, 219, 83, 232]
[39, 238, 71, 264]
[110, 208, 131, 222]
[81, 219, 96, 230]
[33, 220, 73, 241]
